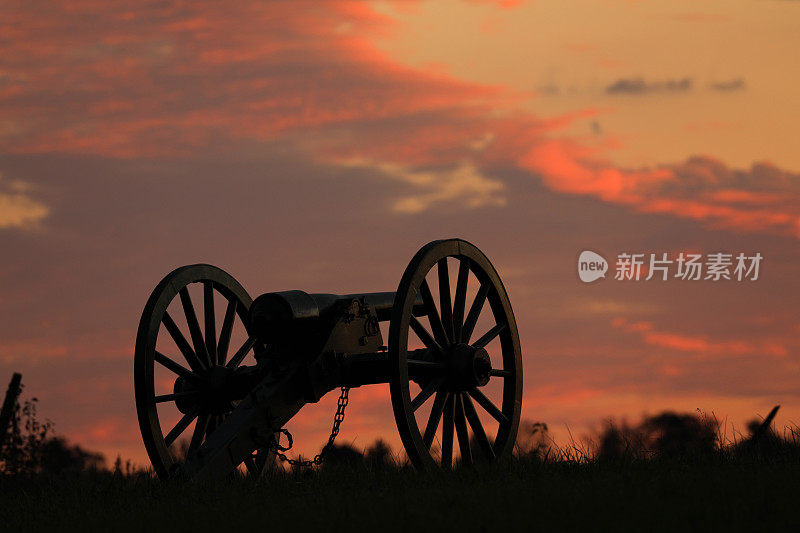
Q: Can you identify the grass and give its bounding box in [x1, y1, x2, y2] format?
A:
[2, 451, 800, 532]
[4, 407, 799, 531]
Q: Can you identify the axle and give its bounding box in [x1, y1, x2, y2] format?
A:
[335, 349, 442, 387]
[194, 342, 487, 410]
[187, 348, 437, 410]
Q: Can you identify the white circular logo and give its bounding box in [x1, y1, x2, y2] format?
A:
[578, 250, 608, 283]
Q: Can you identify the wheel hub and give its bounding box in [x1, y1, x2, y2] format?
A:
[173, 365, 239, 415]
[447, 343, 491, 390]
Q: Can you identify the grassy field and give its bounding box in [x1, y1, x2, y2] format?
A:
[2, 452, 800, 532]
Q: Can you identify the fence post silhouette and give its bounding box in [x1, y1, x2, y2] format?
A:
[0, 372, 23, 449]
[753, 405, 780, 443]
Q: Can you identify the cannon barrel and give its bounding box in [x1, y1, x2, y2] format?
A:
[340, 291, 425, 321]
[248, 289, 425, 340]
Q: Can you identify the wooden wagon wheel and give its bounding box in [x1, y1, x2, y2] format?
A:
[134, 264, 271, 479]
[389, 239, 522, 469]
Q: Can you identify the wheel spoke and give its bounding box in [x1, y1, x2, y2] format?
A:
[441, 394, 455, 469]
[203, 281, 217, 367]
[154, 351, 199, 381]
[454, 394, 472, 465]
[253, 448, 269, 472]
[243, 455, 257, 473]
[419, 280, 449, 347]
[452, 259, 470, 343]
[179, 287, 212, 369]
[217, 299, 237, 365]
[411, 378, 443, 412]
[468, 387, 509, 427]
[473, 322, 507, 349]
[463, 393, 496, 460]
[154, 390, 199, 403]
[225, 336, 257, 369]
[206, 414, 219, 439]
[162, 311, 206, 372]
[164, 409, 199, 447]
[210, 415, 226, 441]
[461, 282, 490, 344]
[188, 412, 210, 454]
[489, 369, 512, 378]
[423, 391, 449, 448]
[437, 259, 454, 344]
[409, 316, 443, 354]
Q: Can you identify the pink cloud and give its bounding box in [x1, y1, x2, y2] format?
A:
[522, 141, 800, 239]
[611, 317, 789, 359]
[3, 0, 800, 232]
[0, 1, 502, 158]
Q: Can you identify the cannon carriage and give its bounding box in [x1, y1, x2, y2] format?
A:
[134, 239, 522, 480]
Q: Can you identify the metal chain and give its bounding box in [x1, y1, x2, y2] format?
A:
[270, 386, 350, 467]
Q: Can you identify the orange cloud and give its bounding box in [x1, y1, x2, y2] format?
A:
[522, 141, 800, 239]
[0, 339, 66, 364]
[0, 1, 501, 158]
[3, 0, 799, 231]
[0, 174, 49, 229]
[611, 317, 789, 359]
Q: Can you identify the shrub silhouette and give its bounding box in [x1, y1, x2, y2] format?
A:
[38, 437, 105, 474]
[598, 411, 718, 460]
[515, 421, 552, 459]
[1, 396, 52, 474]
[285, 440, 396, 471]
[1, 390, 105, 475]
[318, 443, 364, 468]
[365, 439, 394, 469]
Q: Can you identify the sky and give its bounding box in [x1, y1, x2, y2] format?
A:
[1, 0, 799, 466]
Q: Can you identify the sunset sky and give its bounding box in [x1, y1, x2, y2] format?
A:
[1, 0, 800, 465]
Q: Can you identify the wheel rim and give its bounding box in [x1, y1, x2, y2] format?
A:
[389, 239, 523, 469]
[134, 264, 270, 479]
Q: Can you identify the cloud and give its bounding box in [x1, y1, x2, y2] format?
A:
[340, 159, 506, 213]
[709, 78, 746, 92]
[0, 1, 501, 157]
[611, 317, 788, 359]
[0, 173, 49, 229]
[605, 76, 745, 95]
[0, 338, 67, 364]
[521, 141, 800, 239]
[4, 1, 790, 242]
[656, 156, 800, 236]
[606, 77, 693, 95]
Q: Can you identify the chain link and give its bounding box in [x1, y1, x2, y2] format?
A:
[269, 386, 350, 467]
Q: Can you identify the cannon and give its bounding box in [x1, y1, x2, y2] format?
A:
[134, 239, 522, 480]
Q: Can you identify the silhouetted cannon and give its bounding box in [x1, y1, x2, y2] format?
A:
[134, 239, 522, 480]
